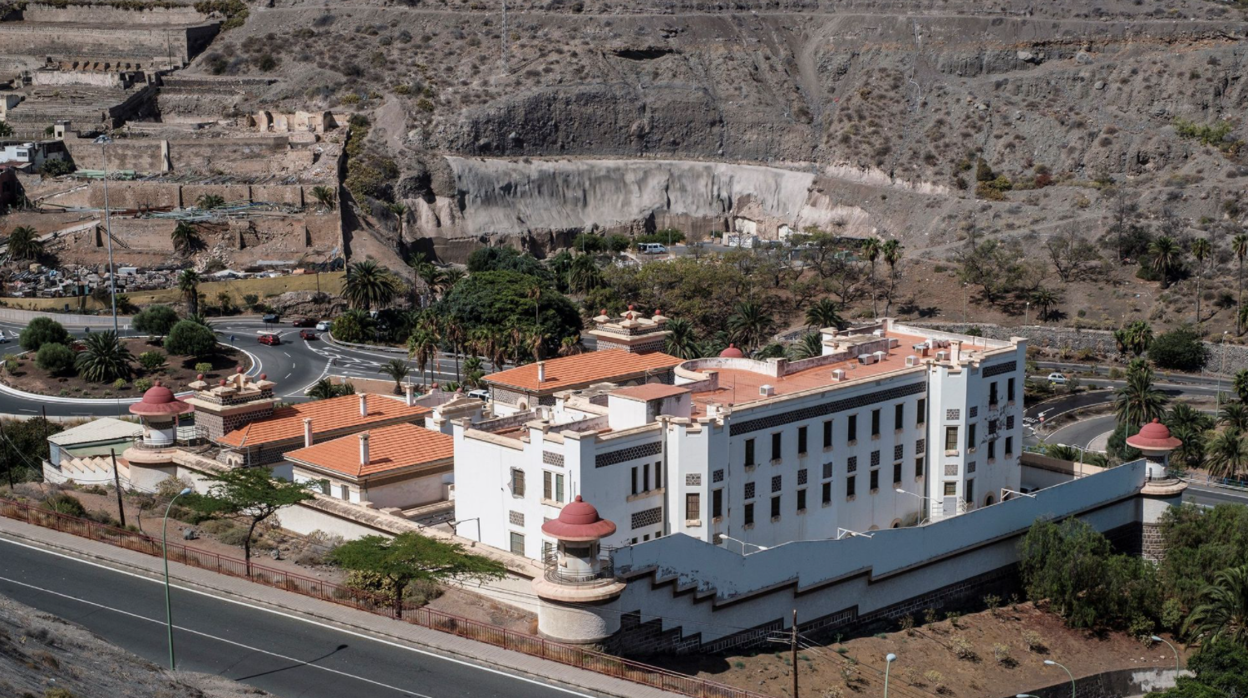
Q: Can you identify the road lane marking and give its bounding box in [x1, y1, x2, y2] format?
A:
[0, 539, 597, 698]
[283, 352, 291, 358]
[0, 573, 434, 698]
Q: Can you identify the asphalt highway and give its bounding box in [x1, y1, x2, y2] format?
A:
[0, 538, 595, 698]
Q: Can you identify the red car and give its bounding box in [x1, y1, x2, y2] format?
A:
[292, 317, 318, 328]
[258, 333, 281, 346]
[299, 330, 318, 341]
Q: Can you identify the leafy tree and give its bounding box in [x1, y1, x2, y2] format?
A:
[727, 300, 775, 351]
[328, 533, 506, 618]
[35, 342, 76, 375]
[558, 335, 584, 356]
[407, 327, 439, 387]
[41, 158, 74, 177]
[466, 247, 550, 282]
[0, 120, 11, 137]
[132, 304, 180, 337]
[1167, 403, 1215, 471]
[462, 355, 485, 388]
[1206, 428, 1248, 480]
[1148, 641, 1248, 698]
[568, 253, 604, 293]
[1046, 225, 1099, 283]
[164, 319, 217, 357]
[438, 271, 581, 360]
[1150, 326, 1209, 372]
[1222, 403, 1248, 431]
[0, 417, 62, 486]
[1115, 359, 1169, 429]
[1234, 234, 1248, 334]
[1184, 565, 1248, 647]
[331, 309, 375, 343]
[1235, 369, 1248, 403]
[6, 225, 43, 260]
[378, 358, 411, 394]
[1159, 504, 1248, 610]
[196, 193, 226, 209]
[881, 238, 904, 315]
[310, 185, 336, 209]
[664, 317, 702, 360]
[188, 468, 313, 576]
[139, 350, 167, 371]
[178, 269, 201, 317]
[861, 236, 881, 317]
[342, 260, 400, 310]
[955, 234, 1036, 307]
[1107, 422, 1144, 464]
[1150, 236, 1183, 289]
[805, 298, 844, 330]
[170, 221, 204, 256]
[19, 317, 71, 352]
[1191, 237, 1212, 326]
[305, 377, 355, 399]
[1030, 286, 1062, 322]
[75, 331, 134, 383]
[1114, 320, 1154, 358]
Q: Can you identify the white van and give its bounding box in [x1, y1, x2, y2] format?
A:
[638, 243, 668, 255]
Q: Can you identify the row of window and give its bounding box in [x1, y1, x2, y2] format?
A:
[714, 458, 927, 525]
[510, 469, 569, 504]
[745, 399, 928, 466]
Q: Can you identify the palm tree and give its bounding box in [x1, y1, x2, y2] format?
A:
[1166, 402, 1215, 434]
[862, 237, 881, 316]
[805, 298, 844, 330]
[1114, 320, 1153, 357]
[438, 268, 466, 296]
[1149, 236, 1181, 289]
[170, 221, 203, 256]
[1184, 565, 1248, 647]
[75, 331, 134, 382]
[178, 269, 201, 317]
[728, 300, 775, 351]
[1234, 234, 1248, 334]
[787, 332, 824, 360]
[1207, 428, 1248, 480]
[305, 377, 353, 399]
[1192, 237, 1212, 327]
[1223, 403, 1248, 431]
[342, 260, 400, 310]
[569, 254, 604, 293]
[1114, 359, 1169, 428]
[881, 239, 903, 316]
[6, 225, 43, 260]
[377, 359, 411, 394]
[196, 193, 226, 209]
[310, 185, 336, 210]
[1235, 369, 1248, 403]
[407, 329, 438, 387]
[558, 335, 584, 357]
[664, 318, 702, 360]
[1030, 286, 1061, 322]
[463, 356, 485, 389]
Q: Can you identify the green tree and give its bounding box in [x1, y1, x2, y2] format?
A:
[164, 319, 218, 357]
[75, 331, 134, 383]
[727, 300, 775, 352]
[132, 304, 180, 337]
[1115, 359, 1169, 428]
[568, 253, 604, 293]
[310, 185, 336, 209]
[138, 350, 167, 372]
[805, 298, 844, 330]
[0, 417, 63, 486]
[0, 120, 11, 137]
[378, 358, 411, 394]
[1150, 236, 1182, 289]
[1234, 234, 1248, 335]
[1206, 428, 1248, 480]
[1184, 565, 1248, 647]
[1147, 641, 1248, 698]
[1031, 286, 1062, 322]
[342, 260, 400, 311]
[196, 193, 226, 209]
[438, 270, 581, 361]
[1166, 403, 1215, 471]
[407, 328, 439, 387]
[328, 532, 506, 618]
[466, 247, 550, 281]
[19, 317, 71, 352]
[1191, 237, 1212, 327]
[1114, 320, 1154, 357]
[1150, 326, 1210, 372]
[462, 355, 485, 389]
[1222, 403, 1248, 431]
[861, 236, 881, 317]
[6, 225, 43, 260]
[881, 238, 903, 316]
[178, 269, 201, 317]
[1235, 369, 1248, 403]
[189, 468, 313, 576]
[661, 318, 699, 360]
[330, 309, 375, 343]
[788, 332, 825, 360]
[170, 221, 203, 256]
[305, 377, 354, 399]
[35, 342, 76, 375]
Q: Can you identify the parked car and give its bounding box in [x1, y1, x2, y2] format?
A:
[315, 321, 331, 332]
[258, 333, 281, 346]
[0, 332, 9, 344]
[261, 313, 280, 325]
[638, 242, 668, 254]
[292, 317, 318, 328]
[468, 389, 490, 401]
[1046, 372, 1067, 385]
[299, 330, 318, 341]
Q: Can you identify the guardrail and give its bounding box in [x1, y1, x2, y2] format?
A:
[543, 552, 617, 586]
[0, 495, 767, 698]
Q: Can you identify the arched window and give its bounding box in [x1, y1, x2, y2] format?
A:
[984, 494, 996, 507]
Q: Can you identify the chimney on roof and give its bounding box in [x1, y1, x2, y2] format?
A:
[537, 361, 546, 384]
[359, 432, 370, 466]
[303, 418, 312, 448]
[404, 383, 415, 407]
[949, 340, 962, 364]
[359, 393, 367, 417]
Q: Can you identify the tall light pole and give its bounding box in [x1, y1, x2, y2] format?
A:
[884, 653, 897, 698]
[895, 487, 930, 524]
[1151, 635, 1180, 674]
[163, 486, 192, 670]
[1218, 331, 1229, 408]
[1044, 659, 1075, 698]
[94, 134, 119, 336]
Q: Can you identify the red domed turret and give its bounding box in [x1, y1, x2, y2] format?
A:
[129, 384, 193, 416]
[541, 496, 617, 541]
[719, 343, 745, 359]
[1127, 418, 1182, 451]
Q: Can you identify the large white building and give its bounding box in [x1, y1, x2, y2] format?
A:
[454, 315, 1026, 560]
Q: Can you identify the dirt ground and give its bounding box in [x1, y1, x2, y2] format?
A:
[0, 336, 250, 398]
[660, 603, 1187, 698]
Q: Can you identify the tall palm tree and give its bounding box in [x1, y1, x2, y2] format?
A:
[75, 331, 134, 383]
[1223, 402, 1248, 431]
[463, 356, 485, 389]
[1114, 320, 1154, 357]
[805, 298, 844, 330]
[862, 237, 882, 317]
[1149, 236, 1181, 289]
[881, 239, 903, 316]
[728, 300, 774, 351]
[1207, 428, 1248, 480]
[664, 318, 702, 360]
[1114, 359, 1169, 428]
[407, 329, 438, 388]
[170, 221, 202, 256]
[558, 335, 584, 357]
[1030, 287, 1061, 322]
[310, 185, 336, 210]
[178, 269, 201, 317]
[1234, 233, 1248, 335]
[196, 193, 225, 209]
[377, 359, 411, 394]
[787, 332, 824, 360]
[342, 260, 400, 310]
[1192, 237, 1212, 327]
[6, 225, 43, 260]
[1166, 402, 1215, 434]
[1234, 369, 1248, 403]
[1184, 565, 1248, 647]
[569, 254, 604, 293]
[305, 377, 354, 399]
[438, 268, 466, 296]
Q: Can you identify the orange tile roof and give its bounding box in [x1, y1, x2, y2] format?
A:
[285, 422, 453, 478]
[610, 384, 690, 401]
[217, 393, 429, 447]
[485, 350, 683, 393]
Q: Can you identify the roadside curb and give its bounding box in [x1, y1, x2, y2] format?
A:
[0, 524, 626, 698]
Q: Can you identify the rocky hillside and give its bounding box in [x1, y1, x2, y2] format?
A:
[182, 0, 1248, 261]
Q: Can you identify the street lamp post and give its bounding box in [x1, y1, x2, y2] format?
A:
[884, 653, 897, 698]
[163, 487, 193, 670]
[94, 134, 119, 336]
[1044, 659, 1075, 698]
[1151, 635, 1180, 674]
[1218, 332, 1229, 409]
[1016, 694, 1042, 698]
[895, 488, 931, 523]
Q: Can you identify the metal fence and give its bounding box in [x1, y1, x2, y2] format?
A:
[0, 496, 768, 698]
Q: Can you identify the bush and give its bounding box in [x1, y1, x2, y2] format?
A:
[20, 317, 70, 352]
[1149, 325, 1209, 372]
[132, 305, 180, 336]
[41, 493, 87, 518]
[40, 159, 74, 176]
[111, 378, 127, 390]
[164, 320, 218, 358]
[133, 377, 153, 391]
[194, 361, 214, 375]
[34, 342, 76, 375]
[138, 350, 167, 371]
[217, 526, 253, 547]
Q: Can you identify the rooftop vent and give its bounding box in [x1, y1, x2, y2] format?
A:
[831, 369, 847, 381]
[873, 329, 884, 337]
[905, 355, 920, 367]
[759, 384, 775, 397]
[858, 354, 877, 365]
[873, 350, 887, 361]
[936, 351, 948, 361]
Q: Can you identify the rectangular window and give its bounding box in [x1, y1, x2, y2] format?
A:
[1006, 436, 1014, 456]
[823, 420, 833, 448]
[712, 488, 723, 518]
[686, 493, 700, 521]
[966, 478, 975, 504]
[822, 481, 832, 504]
[988, 440, 996, 460]
[770, 495, 781, 519]
[894, 403, 904, 431]
[544, 471, 565, 501]
[772, 475, 783, 493]
[989, 419, 998, 435]
[797, 489, 807, 512]
[340, 484, 349, 500]
[744, 481, 756, 499]
[968, 423, 977, 450]
[654, 462, 662, 490]
[944, 481, 957, 496]
[512, 469, 526, 497]
[744, 502, 755, 526]
[989, 381, 999, 406]
[745, 438, 756, 467]
[510, 532, 525, 556]
[893, 462, 902, 484]
[771, 432, 782, 461]
[1007, 378, 1016, 402]
[945, 427, 958, 452]
[915, 457, 925, 479]
[917, 398, 926, 425]
[643, 464, 650, 492]
[822, 462, 833, 479]
[798, 426, 808, 455]
[847, 475, 857, 498]
[871, 409, 881, 436]
[631, 466, 638, 495]
[870, 469, 880, 491]
[848, 415, 858, 442]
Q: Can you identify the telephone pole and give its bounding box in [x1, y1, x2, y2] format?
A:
[110, 448, 126, 528]
[791, 609, 799, 698]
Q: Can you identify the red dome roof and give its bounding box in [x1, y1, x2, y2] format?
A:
[541, 496, 617, 541]
[129, 383, 193, 417]
[719, 343, 745, 359]
[1126, 418, 1182, 451]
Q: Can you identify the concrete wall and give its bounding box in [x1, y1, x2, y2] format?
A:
[23, 3, 209, 25]
[1015, 667, 1185, 698]
[0, 24, 202, 62]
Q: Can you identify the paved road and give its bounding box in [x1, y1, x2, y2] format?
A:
[0, 539, 591, 698]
